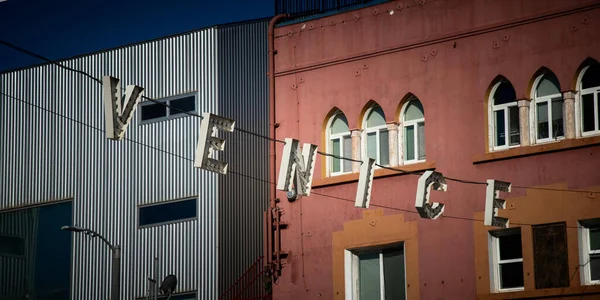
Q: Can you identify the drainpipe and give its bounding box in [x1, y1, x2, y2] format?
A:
[267, 13, 288, 275]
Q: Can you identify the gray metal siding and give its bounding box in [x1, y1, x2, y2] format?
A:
[217, 20, 269, 297]
[0, 28, 222, 299]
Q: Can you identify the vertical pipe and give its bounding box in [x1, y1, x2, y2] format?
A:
[267, 14, 289, 275]
[111, 246, 121, 300]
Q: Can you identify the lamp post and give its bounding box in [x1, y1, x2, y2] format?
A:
[61, 225, 121, 300]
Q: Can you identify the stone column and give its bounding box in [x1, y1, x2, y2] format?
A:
[351, 129, 362, 173]
[518, 99, 531, 146]
[387, 122, 399, 167]
[563, 91, 576, 139]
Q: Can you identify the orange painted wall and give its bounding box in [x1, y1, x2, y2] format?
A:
[271, 0, 600, 299]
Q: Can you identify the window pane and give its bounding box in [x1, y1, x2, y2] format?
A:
[417, 122, 425, 160]
[590, 227, 600, 251]
[343, 136, 352, 172]
[509, 106, 520, 145]
[169, 96, 195, 116]
[494, 81, 517, 105]
[379, 130, 389, 165]
[404, 125, 415, 161]
[404, 100, 424, 121]
[537, 102, 549, 139]
[359, 252, 381, 300]
[499, 233, 522, 260]
[367, 132, 378, 161]
[582, 64, 600, 89]
[591, 254, 600, 281]
[0, 235, 25, 256]
[383, 248, 405, 300]
[551, 99, 564, 138]
[331, 114, 349, 135]
[582, 94, 595, 132]
[366, 106, 386, 127]
[331, 139, 341, 173]
[139, 198, 197, 226]
[536, 73, 561, 97]
[500, 262, 524, 289]
[495, 110, 506, 147]
[141, 103, 167, 121]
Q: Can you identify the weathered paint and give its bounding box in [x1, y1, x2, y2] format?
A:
[0, 19, 269, 300]
[272, 0, 600, 299]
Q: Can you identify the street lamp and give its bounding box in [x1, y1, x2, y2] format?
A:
[62, 225, 121, 300]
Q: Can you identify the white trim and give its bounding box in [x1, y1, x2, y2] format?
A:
[529, 74, 565, 144]
[489, 230, 524, 293]
[362, 106, 389, 167]
[326, 112, 352, 176]
[399, 99, 426, 164]
[344, 246, 407, 300]
[578, 221, 600, 286]
[576, 65, 600, 137]
[488, 82, 520, 151]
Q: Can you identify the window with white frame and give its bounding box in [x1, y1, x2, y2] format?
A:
[578, 219, 600, 285]
[345, 245, 406, 300]
[327, 112, 352, 175]
[401, 99, 425, 163]
[489, 228, 524, 292]
[490, 81, 520, 150]
[140, 92, 197, 124]
[578, 63, 600, 136]
[532, 72, 564, 142]
[363, 105, 389, 166]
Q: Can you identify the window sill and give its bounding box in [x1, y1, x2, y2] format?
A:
[313, 161, 436, 188]
[478, 285, 600, 299]
[473, 135, 600, 164]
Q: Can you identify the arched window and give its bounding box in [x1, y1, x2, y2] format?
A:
[532, 72, 564, 142]
[402, 99, 425, 163]
[579, 63, 600, 135]
[490, 80, 520, 149]
[363, 105, 389, 165]
[327, 112, 352, 175]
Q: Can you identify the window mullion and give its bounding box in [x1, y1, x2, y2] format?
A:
[414, 124, 419, 160]
[504, 107, 510, 146]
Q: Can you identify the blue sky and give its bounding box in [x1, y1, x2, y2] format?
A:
[0, 0, 274, 72]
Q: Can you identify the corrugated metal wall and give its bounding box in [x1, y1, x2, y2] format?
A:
[217, 20, 269, 297]
[0, 19, 269, 300]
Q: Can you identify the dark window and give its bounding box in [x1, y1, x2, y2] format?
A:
[494, 229, 524, 290]
[582, 64, 600, 89]
[493, 81, 517, 106]
[170, 96, 196, 116]
[139, 198, 197, 227]
[136, 293, 197, 300]
[141, 103, 167, 121]
[0, 235, 25, 256]
[532, 222, 569, 289]
[140, 93, 196, 123]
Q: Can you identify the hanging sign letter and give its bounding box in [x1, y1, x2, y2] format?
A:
[415, 170, 447, 219]
[194, 112, 235, 174]
[103, 76, 144, 140]
[484, 179, 512, 228]
[277, 138, 318, 196]
[355, 157, 376, 208]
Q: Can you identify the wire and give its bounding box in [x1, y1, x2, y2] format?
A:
[3, 90, 597, 230]
[2, 40, 598, 196]
[1, 91, 194, 161]
[0, 39, 282, 145]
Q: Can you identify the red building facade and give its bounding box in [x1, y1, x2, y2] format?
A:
[271, 0, 600, 299]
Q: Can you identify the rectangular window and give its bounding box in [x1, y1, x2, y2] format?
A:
[494, 110, 506, 147]
[379, 129, 389, 166]
[417, 122, 425, 161]
[508, 106, 520, 146]
[343, 135, 352, 172]
[532, 222, 569, 289]
[581, 93, 597, 133]
[489, 228, 524, 292]
[405, 125, 415, 160]
[0, 235, 25, 256]
[138, 197, 197, 227]
[579, 219, 600, 285]
[346, 245, 406, 300]
[140, 93, 197, 124]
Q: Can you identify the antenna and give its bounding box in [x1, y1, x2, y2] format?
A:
[160, 275, 178, 299]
